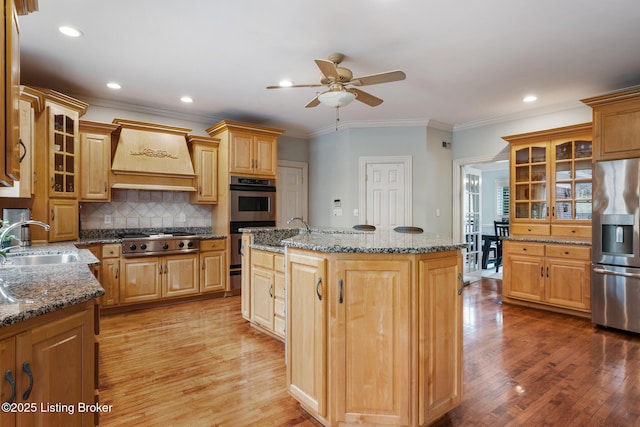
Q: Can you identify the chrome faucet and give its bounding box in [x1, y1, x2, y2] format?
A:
[0, 220, 50, 251]
[287, 217, 310, 233]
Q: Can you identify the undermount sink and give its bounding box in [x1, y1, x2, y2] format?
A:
[6, 253, 79, 266]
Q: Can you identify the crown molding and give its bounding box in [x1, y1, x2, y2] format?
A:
[452, 100, 586, 132]
[309, 118, 451, 138]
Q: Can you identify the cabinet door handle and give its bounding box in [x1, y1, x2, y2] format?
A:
[457, 273, 464, 295]
[104, 182, 107, 192]
[269, 283, 273, 298]
[22, 362, 33, 400]
[338, 279, 344, 304]
[159, 265, 163, 275]
[51, 209, 55, 221]
[202, 260, 206, 270]
[33, 170, 38, 184]
[18, 139, 26, 163]
[316, 277, 323, 301]
[4, 370, 16, 404]
[541, 267, 544, 277]
[114, 267, 119, 279]
[546, 266, 549, 278]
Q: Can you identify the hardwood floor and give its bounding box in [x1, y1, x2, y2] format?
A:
[99, 278, 640, 426]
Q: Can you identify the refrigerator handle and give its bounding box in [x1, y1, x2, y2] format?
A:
[593, 267, 640, 279]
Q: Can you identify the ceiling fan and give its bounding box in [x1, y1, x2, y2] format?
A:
[266, 53, 406, 108]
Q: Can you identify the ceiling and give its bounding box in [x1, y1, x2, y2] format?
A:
[17, 0, 640, 137]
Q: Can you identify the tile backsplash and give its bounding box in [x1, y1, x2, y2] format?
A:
[80, 189, 212, 230]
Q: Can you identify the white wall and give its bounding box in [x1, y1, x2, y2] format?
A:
[452, 105, 592, 160]
[308, 125, 453, 234]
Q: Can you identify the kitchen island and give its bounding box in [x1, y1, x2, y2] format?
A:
[282, 230, 467, 427]
[0, 245, 103, 426]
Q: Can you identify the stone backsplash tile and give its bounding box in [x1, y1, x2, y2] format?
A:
[80, 189, 212, 230]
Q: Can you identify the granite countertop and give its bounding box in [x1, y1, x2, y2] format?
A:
[503, 236, 592, 246]
[282, 229, 468, 254]
[0, 244, 104, 328]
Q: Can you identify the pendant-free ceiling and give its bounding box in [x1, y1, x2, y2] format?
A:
[267, 53, 406, 109]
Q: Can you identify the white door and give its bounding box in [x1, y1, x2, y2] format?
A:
[277, 161, 308, 227]
[463, 166, 482, 279]
[360, 157, 412, 229]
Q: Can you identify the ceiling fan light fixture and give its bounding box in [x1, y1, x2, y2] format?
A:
[318, 90, 356, 108]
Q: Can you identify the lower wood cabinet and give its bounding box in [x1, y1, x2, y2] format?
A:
[100, 243, 121, 307]
[286, 248, 463, 427]
[0, 301, 97, 427]
[199, 238, 227, 293]
[250, 249, 285, 340]
[93, 240, 227, 311]
[120, 253, 198, 304]
[503, 240, 591, 315]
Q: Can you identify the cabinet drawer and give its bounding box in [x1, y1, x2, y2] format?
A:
[274, 254, 285, 273]
[251, 250, 274, 269]
[551, 225, 591, 239]
[545, 244, 591, 261]
[201, 238, 226, 251]
[511, 223, 550, 236]
[504, 241, 545, 257]
[102, 243, 121, 258]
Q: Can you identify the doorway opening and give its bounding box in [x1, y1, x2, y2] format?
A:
[454, 153, 509, 282]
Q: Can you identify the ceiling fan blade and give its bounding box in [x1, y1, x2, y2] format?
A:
[351, 88, 383, 107]
[305, 96, 320, 108]
[350, 70, 406, 86]
[314, 59, 340, 79]
[266, 83, 324, 89]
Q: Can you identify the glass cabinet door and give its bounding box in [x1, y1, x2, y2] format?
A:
[513, 144, 548, 221]
[552, 138, 592, 222]
[49, 108, 78, 197]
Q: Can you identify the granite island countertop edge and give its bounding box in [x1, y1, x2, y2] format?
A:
[0, 244, 105, 328]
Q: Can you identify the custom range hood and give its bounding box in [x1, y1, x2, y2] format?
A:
[110, 119, 196, 191]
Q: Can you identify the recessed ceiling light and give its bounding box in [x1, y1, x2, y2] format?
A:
[279, 80, 294, 87]
[523, 95, 538, 103]
[59, 26, 83, 38]
[180, 96, 194, 103]
[106, 82, 121, 90]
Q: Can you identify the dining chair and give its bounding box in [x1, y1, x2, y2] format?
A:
[494, 220, 510, 272]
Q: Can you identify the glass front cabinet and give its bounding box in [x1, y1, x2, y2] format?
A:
[504, 123, 592, 238]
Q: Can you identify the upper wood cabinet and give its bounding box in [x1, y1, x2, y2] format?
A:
[1, 0, 20, 186]
[0, 86, 44, 198]
[187, 135, 219, 204]
[30, 88, 87, 243]
[206, 120, 283, 178]
[503, 123, 593, 238]
[582, 86, 640, 161]
[79, 120, 118, 202]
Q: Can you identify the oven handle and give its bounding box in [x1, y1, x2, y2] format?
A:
[593, 266, 640, 279]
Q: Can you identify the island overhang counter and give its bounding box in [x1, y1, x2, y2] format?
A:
[281, 230, 467, 427]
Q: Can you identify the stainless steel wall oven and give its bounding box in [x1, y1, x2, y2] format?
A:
[230, 176, 276, 223]
[592, 158, 640, 333]
[229, 176, 276, 291]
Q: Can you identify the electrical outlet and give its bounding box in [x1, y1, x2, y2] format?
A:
[104, 214, 112, 225]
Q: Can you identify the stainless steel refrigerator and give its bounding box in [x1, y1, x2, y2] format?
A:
[592, 158, 640, 333]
